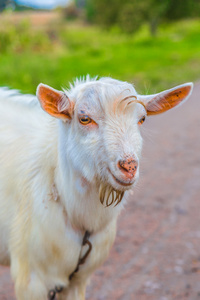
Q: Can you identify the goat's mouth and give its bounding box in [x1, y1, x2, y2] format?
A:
[107, 168, 134, 187]
[98, 168, 135, 207]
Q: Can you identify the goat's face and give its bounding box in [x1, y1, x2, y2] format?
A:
[37, 77, 193, 205]
[68, 80, 145, 196]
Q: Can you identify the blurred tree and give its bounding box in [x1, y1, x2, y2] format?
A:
[87, 0, 122, 26]
[0, 0, 7, 11]
[118, 0, 146, 33]
[165, 0, 200, 20]
[145, 0, 170, 36]
[85, 0, 169, 34]
[86, 0, 95, 22]
[86, 0, 200, 35]
[63, 1, 80, 20]
[75, 0, 86, 8]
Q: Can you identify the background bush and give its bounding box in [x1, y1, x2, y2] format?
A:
[0, 10, 200, 94]
[86, 0, 200, 35]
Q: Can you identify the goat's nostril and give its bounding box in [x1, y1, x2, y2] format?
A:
[118, 158, 138, 177]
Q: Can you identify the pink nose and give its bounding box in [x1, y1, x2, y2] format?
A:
[118, 158, 138, 179]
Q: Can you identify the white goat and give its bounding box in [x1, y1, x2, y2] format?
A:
[0, 77, 193, 300]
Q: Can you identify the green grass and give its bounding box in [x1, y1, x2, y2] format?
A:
[0, 15, 200, 94]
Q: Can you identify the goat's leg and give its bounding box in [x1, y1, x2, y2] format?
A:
[11, 257, 47, 300]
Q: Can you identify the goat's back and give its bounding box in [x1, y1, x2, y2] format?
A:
[0, 89, 56, 265]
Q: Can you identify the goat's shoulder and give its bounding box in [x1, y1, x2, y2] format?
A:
[0, 87, 38, 108]
[0, 87, 53, 129]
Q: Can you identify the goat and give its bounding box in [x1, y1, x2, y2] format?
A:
[0, 77, 193, 300]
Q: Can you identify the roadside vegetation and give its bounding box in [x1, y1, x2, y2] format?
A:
[0, 11, 200, 94]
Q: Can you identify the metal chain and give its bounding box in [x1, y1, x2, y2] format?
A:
[48, 286, 63, 300]
[47, 231, 92, 300]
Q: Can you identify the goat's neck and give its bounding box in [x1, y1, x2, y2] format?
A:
[52, 122, 123, 233]
[55, 162, 122, 234]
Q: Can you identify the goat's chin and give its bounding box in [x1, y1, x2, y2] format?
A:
[98, 182, 125, 207]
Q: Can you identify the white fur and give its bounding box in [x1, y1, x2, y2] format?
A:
[0, 77, 193, 299]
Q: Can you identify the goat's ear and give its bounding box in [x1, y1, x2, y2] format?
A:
[36, 83, 74, 121]
[138, 83, 193, 116]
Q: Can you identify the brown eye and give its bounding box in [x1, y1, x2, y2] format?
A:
[138, 116, 146, 125]
[79, 115, 92, 125]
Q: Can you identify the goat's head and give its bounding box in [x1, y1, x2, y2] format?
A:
[37, 77, 193, 206]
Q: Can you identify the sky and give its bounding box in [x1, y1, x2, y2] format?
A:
[15, 0, 70, 9]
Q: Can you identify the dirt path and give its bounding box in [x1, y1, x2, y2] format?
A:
[0, 82, 200, 300]
[0, 11, 60, 27]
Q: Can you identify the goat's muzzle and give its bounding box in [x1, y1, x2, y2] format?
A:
[118, 158, 138, 180]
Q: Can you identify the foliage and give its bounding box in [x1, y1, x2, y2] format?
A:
[118, 1, 146, 34]
[0, 20, 53, 53]
[0, 0, 7, 11]
[85, 0, 169, 34]
[62, 2, 81, 20]
[85, 0, 200, 35]
[165, 0, 200, 20]
[86, 0, 121, 27]
[0, 14, 200, 95]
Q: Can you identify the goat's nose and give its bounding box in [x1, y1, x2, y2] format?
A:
[118, 158, 138, 178]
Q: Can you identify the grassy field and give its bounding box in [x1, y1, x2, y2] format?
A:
[0, 12, 200, 94]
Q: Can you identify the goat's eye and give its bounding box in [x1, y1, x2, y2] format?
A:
[138, 116, 146, 125]
[79, 115, 92, 125]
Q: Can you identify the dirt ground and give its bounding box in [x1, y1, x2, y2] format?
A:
[0, 11, 60, 27]
[0, 82, 200, 299]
